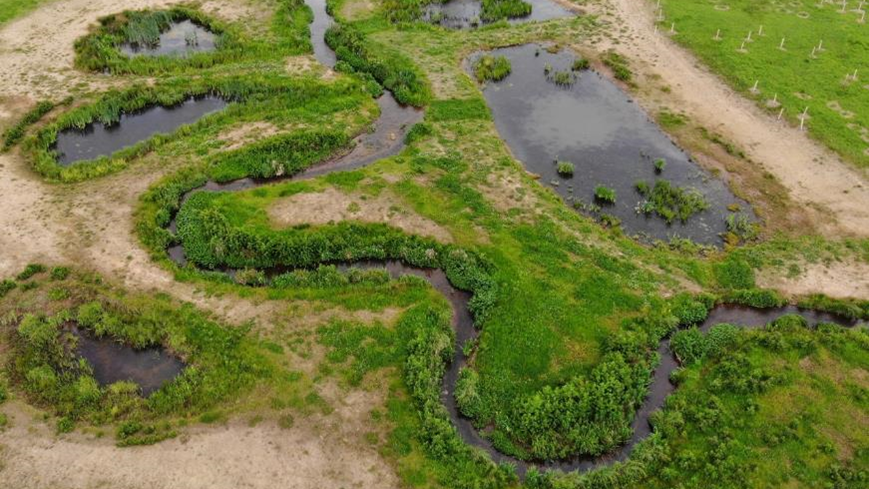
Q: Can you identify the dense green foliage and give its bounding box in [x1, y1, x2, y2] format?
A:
[480, 0, 532, 23]
[326, 23, 430, 106]
[661, 0, 869, 167]
[602, 51, 632, 83]
[594, 185, 616, 204]
[473, 55, 512, 83]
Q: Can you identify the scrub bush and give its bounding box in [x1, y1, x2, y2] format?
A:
[556, 161, 575, 176]
[635, 180, 709, 224]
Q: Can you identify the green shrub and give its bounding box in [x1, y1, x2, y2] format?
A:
[473, 55, 512, 83]
[0, 280, 15, 298]
[594, 185, 617, 204]
[724, 288, 785, 308]
[480, 0, 532, 22]
[714, 258, 755, 290]
[654, 158, 666, 173]
[50, 267, 71, 281]
[405, 122, 433, 144]
[670, 327, 706, 364]
[16, 263, 46, 281]
[546, 70, 576, 87]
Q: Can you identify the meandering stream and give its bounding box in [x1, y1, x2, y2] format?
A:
[160, 2, 862, 477]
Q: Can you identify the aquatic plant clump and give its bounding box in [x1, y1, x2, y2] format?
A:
[594, 185, 617, 204]
[556, 160, 575, 176]
[473, 55, 512, 83]
[636, 179, 710, 224]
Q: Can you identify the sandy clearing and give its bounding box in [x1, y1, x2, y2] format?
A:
[269, 187, 455, 242]
[757, 261, 869, 300]
[0, 388, 399, 489]
[588, 0, 869, 237]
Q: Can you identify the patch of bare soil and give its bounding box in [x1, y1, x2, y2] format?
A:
[587, 0, 869, 237]
[217, 121, 281, 150]
[757, 261, 869, 300]
[0, 397, 398, 489]
[340, 0, 376, 21]
[269, 187, 454, 242]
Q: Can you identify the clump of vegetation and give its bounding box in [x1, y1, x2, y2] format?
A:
[572, 57, 590, 71]
[603, 50, 632, 82]
[16, 263, 46, 281]
[725, 212, 759, 242]
[473, 55, 511, 83]
[594, 185, 617, 204]
[546, 69, 576, 87]
[480, 0, 532, 22]
[654, 158, 666, 173]
[635, 180, 709, 224]
[555, 160, 575, 177]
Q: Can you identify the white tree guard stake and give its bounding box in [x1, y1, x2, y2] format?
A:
[758, 25, 764, 36]
[714, 28, 721, 41]
[779, 37, 786, 50]
[746, 30, 752, 42]
[670, 22, 676, 34]
[778, 107, 785, 120]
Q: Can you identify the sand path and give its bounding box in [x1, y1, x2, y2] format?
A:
[593, 0, 869, 237]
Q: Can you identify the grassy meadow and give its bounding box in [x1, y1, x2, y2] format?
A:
[659, 0, 869, 168]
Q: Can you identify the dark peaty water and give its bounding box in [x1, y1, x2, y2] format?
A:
[54, 96, 227, 166]
[73, 327, 185, 396]
[473, 44, 752, 245]
[425, 0, 575, 29]
[120, 20, 218, 57]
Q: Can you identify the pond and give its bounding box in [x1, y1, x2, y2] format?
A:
[73, 326, 185, 396]
[54, 96, 227, 166]
[120, 20, 218, 57]
[472, 44, 753, 245]
[425, 0, 574, 29]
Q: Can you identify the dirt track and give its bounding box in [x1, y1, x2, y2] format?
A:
[590, 0, 869, 237]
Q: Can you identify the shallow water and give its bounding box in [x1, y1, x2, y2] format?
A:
[54, 96, 227, 166]
[120, 20, 217, 57]
[307, 0, 337, 67]
[473, 44, 752, 245]
[73, 326, 184, 396]
[425, 0, 574, 29]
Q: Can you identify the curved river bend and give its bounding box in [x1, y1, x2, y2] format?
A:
[161, 2, 863, 477]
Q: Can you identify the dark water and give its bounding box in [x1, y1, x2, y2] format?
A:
[54, 96, 227, 166]
[473, 44, 752, 245]
[73, 326, 184, 396]
[307, 0, 337, 67]
[120, 20, 218, 57]
[425, 0, 575, 29]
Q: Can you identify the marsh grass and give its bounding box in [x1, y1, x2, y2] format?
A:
[473, 55, 512, 83]
[636, 179, 709, 224]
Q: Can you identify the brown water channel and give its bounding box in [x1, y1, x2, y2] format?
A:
[70, 325, 185, 396]
[120, 20, 218, 57]
[425, 0, 575, 29]
[471, 44, 753, 245]
[53, 95, 227, 167]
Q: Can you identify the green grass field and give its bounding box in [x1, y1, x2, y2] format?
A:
[659, 0, 869, 168]
[0, 0, 55, 26]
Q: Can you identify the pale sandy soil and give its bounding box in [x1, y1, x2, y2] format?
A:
[587, 0, 869, 237]
[0, 382, 397, 489]
[269, 187, 454, 242]
[757, 261, 869, 300]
